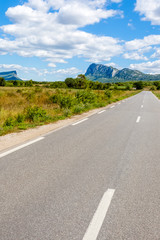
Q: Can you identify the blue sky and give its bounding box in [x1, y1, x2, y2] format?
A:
[1, 0, 160, 81]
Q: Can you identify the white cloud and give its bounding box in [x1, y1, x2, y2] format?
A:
[54, 67, 81, 75]
[125, 35, 160, 51]
[0, 64, 44, 77]
[111, 0, 122, 2]
[48, 63, 56, 68]
[128, 22, 135, 30]
[151, 47, 160, 58]
[105, 62, 116, 67]
[57, 3, 118, 27]
[135, 0, 160, 25]
[130, 60, 160, 74]
[123, 52, 148, 60]
[0, 64, 37, 72]
[0, 0, 123, 65]
[124, 38, 153, 60]
[0, 63, 81, 80]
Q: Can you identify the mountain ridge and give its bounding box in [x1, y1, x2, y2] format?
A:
[85, 63, 160, 82]
[0, 71, 22, 81]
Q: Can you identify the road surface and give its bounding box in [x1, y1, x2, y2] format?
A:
[0, 91, 160, 240]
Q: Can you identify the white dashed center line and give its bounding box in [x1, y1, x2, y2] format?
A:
[82, 189, 115, 240]
[136, 116, 141, 123]
[98, 110, 106, 114]
[72, 118, 88, 126]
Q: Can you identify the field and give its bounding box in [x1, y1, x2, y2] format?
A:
[152, 90, 160, 99]
[0, 86, 139, 136]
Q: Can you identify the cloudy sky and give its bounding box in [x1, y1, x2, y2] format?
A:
[1, 0, 160, 81]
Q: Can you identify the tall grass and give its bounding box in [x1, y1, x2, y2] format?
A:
[0, 86, 139, 136]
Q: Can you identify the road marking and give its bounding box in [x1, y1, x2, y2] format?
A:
[110, 105, 115, 108]
[0, 137, 45, 159]
[98, 110, 106, 114]
[141, 105, 143, 108]
[72, 118, 88, 126]
[82, 189, 115, 240]
[117, 102, 121, 105]
[136, 116, 141, 123]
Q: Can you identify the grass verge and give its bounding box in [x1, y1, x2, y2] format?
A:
[0, 87, 140, 136]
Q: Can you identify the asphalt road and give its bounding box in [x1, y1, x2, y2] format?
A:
[0, 91, 160, 240]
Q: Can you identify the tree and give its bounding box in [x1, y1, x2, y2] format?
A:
[65, 78, 76, 88]
[25, 80, 33, 87]
[134, 81, 144, 90]
[75, 74, 87, 89]
[0, 77, 6, 86]
[13, 80, 18, 86]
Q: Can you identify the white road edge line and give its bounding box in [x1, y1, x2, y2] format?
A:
[72, 118, 88, 126]
[141, 105, 143, 108]
[136, 116, 141, 123]
[110, 105, 115, 108]
[0, 137, 45, 159]
[117, 102, 121, 105]
[98, 110, 106, 114]
[82, 188, 115, 240]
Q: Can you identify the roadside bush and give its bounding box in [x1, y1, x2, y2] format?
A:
[134, 81, 144, 90]
[105, 90, 112, 99]
[16, 113, 25, 123]
[75, 90, 96, 104]
[3, 116, 15, 127]
[157, 84, 160, 90]
[63, 108, 71, 117]
[58, 95, 73, 109]
[25, 106, 47, 122]
[150, 85, 157, 91]
[50, 94, 74, 109]
[72, 104, 85, 114]
[50, 94, 59, 104]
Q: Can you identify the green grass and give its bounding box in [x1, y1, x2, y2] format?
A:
[152, 90, 160, 99]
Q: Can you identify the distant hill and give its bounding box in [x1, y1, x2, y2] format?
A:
[0, 71, 22, 81]
[85, 63, 160, 82]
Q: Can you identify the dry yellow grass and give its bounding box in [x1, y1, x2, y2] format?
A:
[0, 86, 139, 135]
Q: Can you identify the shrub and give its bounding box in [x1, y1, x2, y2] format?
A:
[150, 85, 157, 91]
[105, 90, 112, 98]
[134, 81, 144, 90]
[17, 89, 22, 94]
[157, 84, 160, 90]
[25, 80, 33, 87]
[58, 95, 73, 109]
[75, 90, 96, 104]
[72, 104, 85, 114]
[63, 108, 71, 117]
[25, 106, 47, 122]
[0, 77, 6, 86]
[50, 81, 67, 88]
[16, 113, 25, 123]
[50, 94, 59, 104]
[3, 117, 15, 127]
[50, 94, 74, 109]
[125, 84, 131, 90]
[13, 80, 19, 86]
